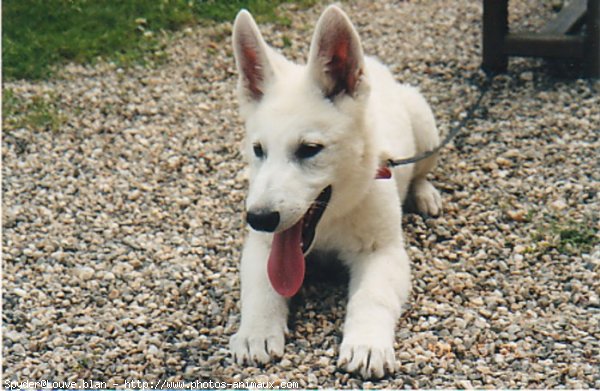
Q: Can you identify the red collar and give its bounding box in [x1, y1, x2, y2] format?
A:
[375, 166, 392, 179]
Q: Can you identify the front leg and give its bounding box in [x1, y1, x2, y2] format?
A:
[230, 231, 288, 365]
[339, 243, 411, 378]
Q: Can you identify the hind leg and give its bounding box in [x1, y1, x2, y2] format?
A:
[411, 177, 442, 216]
[410, 142, 442, 217]
[397, 158, 442, 217]
[399, 86, 443, 216]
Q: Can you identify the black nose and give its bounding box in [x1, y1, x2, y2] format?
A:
[246, 210, 280, 232]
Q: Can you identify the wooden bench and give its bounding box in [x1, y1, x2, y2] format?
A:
[482, 0, 599, 77]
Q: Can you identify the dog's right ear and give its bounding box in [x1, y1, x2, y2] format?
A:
[232, 10, 274, 103]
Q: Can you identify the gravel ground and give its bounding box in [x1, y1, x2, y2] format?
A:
[3, 0, 599, 388]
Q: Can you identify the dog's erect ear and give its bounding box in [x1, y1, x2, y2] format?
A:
[232, 10, 274, 102]
[307, 5, 365, 100]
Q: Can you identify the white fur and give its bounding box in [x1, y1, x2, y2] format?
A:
[229, 5, 442, 379]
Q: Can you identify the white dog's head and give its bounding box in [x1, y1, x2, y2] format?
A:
[232, 6, 377, 296]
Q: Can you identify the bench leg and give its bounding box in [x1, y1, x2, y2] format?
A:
[585, 0, 600, 77]
[482, 0, 509, 74]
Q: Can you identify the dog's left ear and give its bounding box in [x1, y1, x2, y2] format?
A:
[307, 6, 365, 100]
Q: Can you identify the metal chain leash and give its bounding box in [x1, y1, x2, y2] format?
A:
[386, 72, 495, 167]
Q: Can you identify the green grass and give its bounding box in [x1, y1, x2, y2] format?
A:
[2, 0, 316, 80]
[3, 88, 65, 133]
[556, 224, 597, 254]
[530, 213, 599, 255]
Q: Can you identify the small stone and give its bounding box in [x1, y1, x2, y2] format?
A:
[503, 149, 520, 159]
[495, 157, 512, 167]
[75, 266, 95, 280]
[147, 345, 159, 355]
[550, 199, 568, 211]
[398, 351, 411, 361]
[280, 358, 292, 367]
[5, 330, 23, 342]
[422, 365, 434, 375]
[318, 356, 330, 366]
[506, 209, 527, 222]
[128, 190, 142, 201]
[514, 245, 526, 253]
[520, 71, 533, 81]
[11, 344, 26, 355]
[471, 297, 484, 306]
[13, 288, 27, 297]
[103, 271, 115, 280]
[514, 253, 524, 262]
[477, 365, 492, 375]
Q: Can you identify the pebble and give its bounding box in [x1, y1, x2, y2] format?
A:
[280, 358, 292, 367]
[75, 266, 95, 281]
[457, 379, 474, 389]
[3, 0, 598, 388]
[550, 199, 568, 211]
[520, 71, 534, 81]
[506, 209, 527, 222]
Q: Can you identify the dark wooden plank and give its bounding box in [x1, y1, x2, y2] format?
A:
[540, 0, 587, 35]
[482, 0, 509, 73]
[504, 33, 585, 58]
[584, 0, 600, 77]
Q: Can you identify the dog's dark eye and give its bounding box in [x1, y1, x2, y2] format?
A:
[253, 143, 265, 159]
[295, 143, 324, 160]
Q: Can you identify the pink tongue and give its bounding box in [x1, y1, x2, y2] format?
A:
[267, 219, 305, 298]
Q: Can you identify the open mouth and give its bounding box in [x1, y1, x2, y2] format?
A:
[267, 185, 332, 298]
[301, 185, 332, 254]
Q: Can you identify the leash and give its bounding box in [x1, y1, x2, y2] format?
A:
[381, 72, 495, 172]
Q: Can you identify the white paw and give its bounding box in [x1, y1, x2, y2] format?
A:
[230, 327, 285, 365]
[413, 179, 442, 216]
[338, 336, 398, 379]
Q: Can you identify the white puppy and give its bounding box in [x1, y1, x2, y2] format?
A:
[229, 5, 442, 378]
